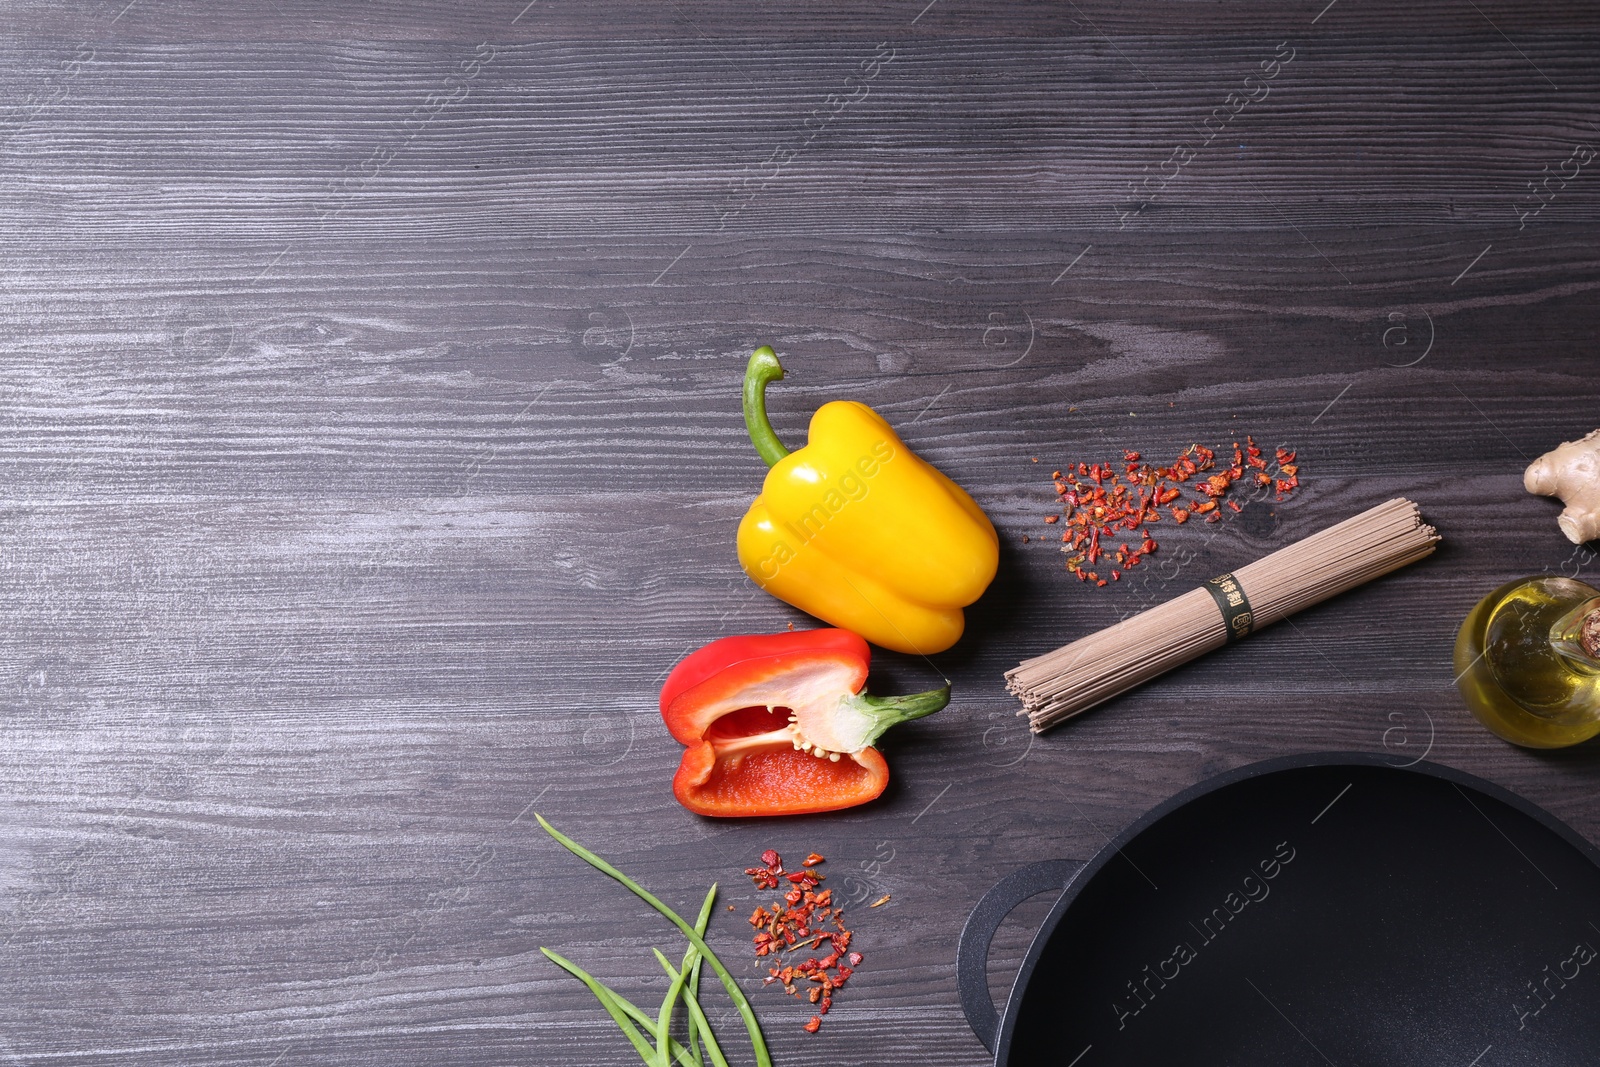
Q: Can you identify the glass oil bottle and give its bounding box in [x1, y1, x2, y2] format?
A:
[1455, 576, 1600, 748]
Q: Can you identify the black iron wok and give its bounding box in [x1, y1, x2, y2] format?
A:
[958, 752, 1600, 1066]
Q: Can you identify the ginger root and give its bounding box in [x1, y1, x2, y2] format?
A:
[1525, 429, 1600, 544]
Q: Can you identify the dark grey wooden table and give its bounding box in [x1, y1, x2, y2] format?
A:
[2, 1, 1597, 1064]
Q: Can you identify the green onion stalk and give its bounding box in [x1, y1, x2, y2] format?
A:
[536, 815, 771, 1067]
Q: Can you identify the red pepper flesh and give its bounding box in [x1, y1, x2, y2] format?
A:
[660, 629, 949, 817]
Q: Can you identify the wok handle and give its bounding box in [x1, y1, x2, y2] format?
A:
[956, 858, 1083, 1053]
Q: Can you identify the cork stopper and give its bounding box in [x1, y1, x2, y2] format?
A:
[1583, 607, 1600, 660]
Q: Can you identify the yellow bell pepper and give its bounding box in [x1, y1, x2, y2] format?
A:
[735, 346, 999, 654]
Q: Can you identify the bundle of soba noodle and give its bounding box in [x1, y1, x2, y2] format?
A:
[1007, 498, 1439, 733]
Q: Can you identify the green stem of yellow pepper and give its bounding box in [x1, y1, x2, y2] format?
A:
[743, 346, 791, 468]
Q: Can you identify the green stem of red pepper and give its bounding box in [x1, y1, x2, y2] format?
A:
[842, 683, 951, 747]
[743, 346, 791, 468]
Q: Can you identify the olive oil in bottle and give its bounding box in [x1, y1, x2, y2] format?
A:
[1455, 576, 1600, 748]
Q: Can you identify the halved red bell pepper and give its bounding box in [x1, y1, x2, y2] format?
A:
[660, 629, 949, 817]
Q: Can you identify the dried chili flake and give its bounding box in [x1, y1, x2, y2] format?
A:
[745, 867, 781, 890]
[1034, 438, 1303, 585]
[746, 849, 862, 1034]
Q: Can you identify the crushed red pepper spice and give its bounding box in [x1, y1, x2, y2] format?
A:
[1040, 437, 1302, 583]
[744, 849, 859, 1034]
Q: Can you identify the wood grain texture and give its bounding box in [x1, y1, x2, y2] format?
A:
[0, 0, 1597, 1064]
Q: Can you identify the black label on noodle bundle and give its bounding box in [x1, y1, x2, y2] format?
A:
[1204, 572, 1255, 641]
